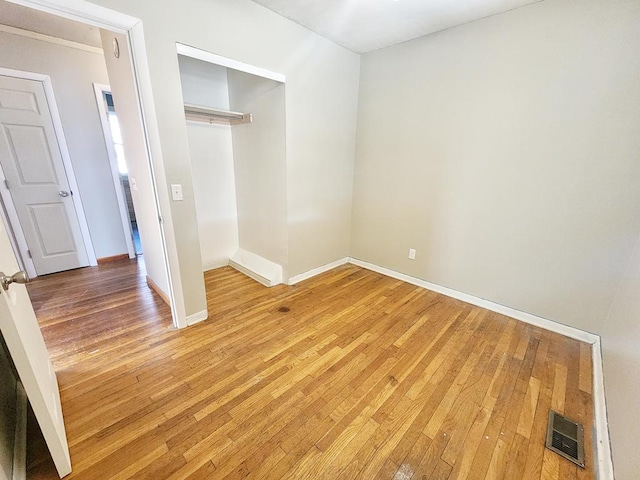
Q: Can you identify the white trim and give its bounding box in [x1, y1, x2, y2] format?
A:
[4, 0, 138, 33]
[228, 259, 273, 287]
[347, 257, 599, 344]
[176, 43, 286, 84]
[0, 195, 23, 271]
[288, 257, 349, 285]
[229, 249, 283, 287]
[186, 309, 208, 326]
[12, 382, 27, 480]
[0, 67, 97, 271]
[0, 168, 37, 278]
[0, 24, 103, 55]
[93, 83, 136, 259]
[40, 71, 98, 266]
[126, 24, 184, 329]
[203, 258, 229, 272]
[592, 338, 614, 480]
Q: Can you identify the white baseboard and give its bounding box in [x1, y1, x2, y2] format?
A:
[202, 258, 229, 272]
[229, 249, 283, 287]
[186, 309, 208, 326]
[347, 257, 598, 344]
[591, 338, 614, 480]
[13, 382, 26, 480]
[229, 260, 273, 287]
[287, 257, 349, 285]
[347, 256, 612, 478]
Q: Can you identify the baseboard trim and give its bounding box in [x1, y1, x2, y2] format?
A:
[591, 338, 614, 480]
[97, 253, 130, 265]
[348, 257, 598, 344]
[229, 260, 273, 287]
[186, 310, 208, 326]
[12, 382, 26, 480]
[202, 259, 230, 272]
[288, 257, 349, 285]
[146, 276, 170, 306]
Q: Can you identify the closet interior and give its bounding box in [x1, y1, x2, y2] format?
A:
[178, 54, 287, 285]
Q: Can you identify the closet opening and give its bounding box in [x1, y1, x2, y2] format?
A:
[176, 45, 288, 286]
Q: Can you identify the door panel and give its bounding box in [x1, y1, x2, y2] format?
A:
[0, 87, 39, 113]
[29, 203, 78, 255]
[0, 75, 88, 276]
[0, 217, 71, 478]
[4, 125, 59, 185]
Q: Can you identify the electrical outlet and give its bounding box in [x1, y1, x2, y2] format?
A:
[408, 248, 416, 260]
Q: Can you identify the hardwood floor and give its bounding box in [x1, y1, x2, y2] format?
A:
[26, 259, 594, 479]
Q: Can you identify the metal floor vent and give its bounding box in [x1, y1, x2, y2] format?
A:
[545, 411, 585, 468]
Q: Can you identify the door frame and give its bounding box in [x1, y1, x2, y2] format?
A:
[92, 83, 136, 259]
[0, 67, 98, 278]
[5, 0, 185, 328]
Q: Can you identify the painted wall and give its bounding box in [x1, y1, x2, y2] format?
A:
[601, 231, 640, 479]
[178, 56, 239, 271]
[85, 0, 359, 317]
[0, 339, 16, 480]
[351, 0, 640, 334]
[0, 30, 129, 259]
[228, 70, 288, 272]
[100, 30, 169, 295]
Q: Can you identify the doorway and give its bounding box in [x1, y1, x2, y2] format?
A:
[0, 70, 95, 278]
[94, 84, 142, 258]
[0, 0, 176, 312]
[0, 0, 179, 326]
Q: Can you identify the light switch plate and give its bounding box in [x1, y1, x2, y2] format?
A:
[171, 184, 183, 201]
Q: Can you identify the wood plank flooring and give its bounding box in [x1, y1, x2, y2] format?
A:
[25, 259, 594, 479]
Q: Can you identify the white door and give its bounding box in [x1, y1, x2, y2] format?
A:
[0, 217, 71, 477]
[0, 75, 89, 276]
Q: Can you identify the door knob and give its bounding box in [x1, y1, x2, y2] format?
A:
[59, 191, 70, 197]
[0, 271, 28, 291]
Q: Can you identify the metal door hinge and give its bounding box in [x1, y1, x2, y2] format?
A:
[27, 249, 32, 259]
[3, 179, 8, 189]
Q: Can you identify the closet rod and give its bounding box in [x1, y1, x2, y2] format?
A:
[183, 103, 252, 125]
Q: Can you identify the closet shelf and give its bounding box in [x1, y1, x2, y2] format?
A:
[183, 104, 253, 125]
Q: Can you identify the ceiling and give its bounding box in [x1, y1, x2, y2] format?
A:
[0, 0, 542, 55]
[251, 0, 543, 54]
[0, 0, 102, 48]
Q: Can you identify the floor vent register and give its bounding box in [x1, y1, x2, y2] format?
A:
[545, 410, 585, 468]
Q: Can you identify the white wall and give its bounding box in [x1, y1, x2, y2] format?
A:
[0, 30, 128, 259]
[178, 56, 230, 110]
[228, 70, 288, 272]
[83, 0, 360, 317]
[100, 30, 169, 295]
[178, 56, 239, 271]
[351, 0, 640, 334]
[601, 231, 640, 479]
